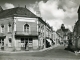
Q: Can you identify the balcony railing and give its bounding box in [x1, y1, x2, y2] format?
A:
[0, 33, 6, 37]
[15, 31, 38, 36]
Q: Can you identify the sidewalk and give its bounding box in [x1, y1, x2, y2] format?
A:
[0, 44, 60, 53]
[75, 51, 80, 55]
[39, 44, 60, 52]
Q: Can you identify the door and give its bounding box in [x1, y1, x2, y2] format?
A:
[21, 38, 25, 50]
[21, 38, 29, 50]
[25, 38, 28, 50]
[0, 38, 4, 50]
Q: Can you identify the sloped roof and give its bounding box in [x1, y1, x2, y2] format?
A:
[56, 29, 64, 37]
[56, 28, 71, 37]
[64, 29, 70, 32]
[0, 7, 37, 18]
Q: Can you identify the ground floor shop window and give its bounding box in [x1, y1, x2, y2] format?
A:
[29, 38, 32, 43]
[0, 39, 4, 46]
[28, 38, 33, 48]
[21, 38, 25, 43]
[20, 38, 33, 50]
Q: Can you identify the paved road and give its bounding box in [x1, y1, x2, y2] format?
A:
[0, 45, 80, 60]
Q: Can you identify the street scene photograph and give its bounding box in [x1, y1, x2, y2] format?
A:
[0, 0, 80, 60]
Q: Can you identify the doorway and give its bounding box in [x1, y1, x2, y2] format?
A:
[0, 38, 4, 50]
[21, 38, 29, 50]
[21, 38, 33, 51]
[25, 38, 28, 50]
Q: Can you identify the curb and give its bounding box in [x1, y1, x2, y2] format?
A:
[39, 45, 60, 52]
[0, 45, 60, 53]
[75, 51, 80, 55]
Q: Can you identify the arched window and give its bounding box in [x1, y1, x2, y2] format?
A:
[8, 23, 11, 32]
[1, 24, 4, 33]
[24, 24, 29, 33]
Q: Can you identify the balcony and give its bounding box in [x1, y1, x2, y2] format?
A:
[0, 33, 6, 38]
[15, 31, 38, 36]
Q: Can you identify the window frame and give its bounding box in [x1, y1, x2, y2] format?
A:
[23, 23, 30, 33]
[8, 23, 11, 32]
[9, 38, 12, 43]
[1, 24, 5, 33]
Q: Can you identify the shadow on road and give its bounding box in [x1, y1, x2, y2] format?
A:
[64, 47, 74, 53]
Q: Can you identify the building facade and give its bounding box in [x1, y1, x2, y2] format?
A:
[0, 6, 53, 51]
[57, 24, 70, 46]
[73, 6, 80, 51]
[53, 31, 63, 45]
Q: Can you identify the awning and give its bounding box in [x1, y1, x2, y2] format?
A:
[46, 39, 52, 45]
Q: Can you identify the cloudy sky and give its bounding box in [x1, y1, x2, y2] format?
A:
[0, 0, 80, 31]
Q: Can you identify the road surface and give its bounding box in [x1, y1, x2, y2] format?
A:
[0, 45, 80, 60]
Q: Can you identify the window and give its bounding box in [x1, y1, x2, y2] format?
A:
[0, 39, 1, 44]
[8, 38, 12, 47]
[21, 38, 24, 43]
[0, 39, 4, 46]
[1, 24, 4, 33]
[38, 32, 40, 35]
[24, 24, 29, 33]
[9, 38, 12, 43]
[29, 38, 32, 43]
[2, 42, 4, 46]
[38, 24, 40, 28]
[8, 23, 11, 32]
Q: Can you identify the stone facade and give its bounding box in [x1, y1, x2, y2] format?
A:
[0, 7, 53, 51]
[73, 6, 80, 50]
[53, 31, 62, 45]
[57, 24, 70, 45]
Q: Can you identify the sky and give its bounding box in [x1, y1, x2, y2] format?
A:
[0, 0, 80, 31]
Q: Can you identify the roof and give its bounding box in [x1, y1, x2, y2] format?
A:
[38, 17, 53, 30]
[56, 28, 71, 37]
[64, 29, 70, 32]
[0, 7, 37, 18]
[56, 29, 64, 37]
[0, 6, 54, 31]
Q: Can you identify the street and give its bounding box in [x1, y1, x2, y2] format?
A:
[0, 45, 80, 60]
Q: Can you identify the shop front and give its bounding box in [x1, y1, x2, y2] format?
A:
[15, 35, 38, 51]
[0, 36, 6, 50]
